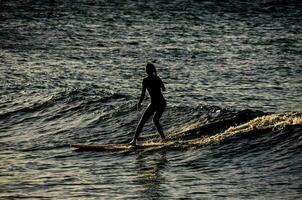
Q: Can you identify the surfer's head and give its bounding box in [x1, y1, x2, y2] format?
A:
[145, 63, 157, 76]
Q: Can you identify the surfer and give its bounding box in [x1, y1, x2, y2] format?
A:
[130, 63, 167, 146]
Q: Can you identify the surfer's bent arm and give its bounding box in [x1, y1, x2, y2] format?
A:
[160, 78, 166, 91]
[138, 80, 146, 109]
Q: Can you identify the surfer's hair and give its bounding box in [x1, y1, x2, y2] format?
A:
[145, 63, 157, 76]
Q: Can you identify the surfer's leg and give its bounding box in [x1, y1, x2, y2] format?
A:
[153, 104, 166, 142]
[130, 105, 155, 145]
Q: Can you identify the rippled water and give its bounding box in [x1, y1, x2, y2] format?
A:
[1, 0, 302, 199]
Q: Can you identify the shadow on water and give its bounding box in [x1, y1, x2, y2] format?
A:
[133, 151, 168, 199]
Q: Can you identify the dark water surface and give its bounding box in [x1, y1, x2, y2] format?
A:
[1, 0, 302, 199]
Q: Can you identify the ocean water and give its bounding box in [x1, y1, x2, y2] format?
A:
[1, 0, 302, 199]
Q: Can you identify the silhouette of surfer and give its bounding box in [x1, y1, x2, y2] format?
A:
[130, 63, 167, 146]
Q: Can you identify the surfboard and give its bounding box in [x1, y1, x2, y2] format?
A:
[71, 142, 164, 151]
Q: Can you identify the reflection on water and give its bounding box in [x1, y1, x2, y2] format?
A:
[133, 151, 168, 199]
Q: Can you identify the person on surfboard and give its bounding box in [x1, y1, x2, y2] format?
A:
[130, 63, 167, 146]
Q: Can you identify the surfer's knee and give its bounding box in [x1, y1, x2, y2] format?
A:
[152, 117, 160, 127]
[152, 116, 157, 123]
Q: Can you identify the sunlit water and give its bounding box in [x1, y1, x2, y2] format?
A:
[1, 0, 302, 199]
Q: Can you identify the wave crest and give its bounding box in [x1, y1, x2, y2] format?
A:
[146, 112, 302, 151]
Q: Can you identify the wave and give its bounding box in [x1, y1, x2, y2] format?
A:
[191, 112, 302, 145]
[0, 88, 130, 120]
[145, 112, 302, 153]
[0, 88, 133, 141]
[168, 109, 266, 141]
[1, 87, 301, 156]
